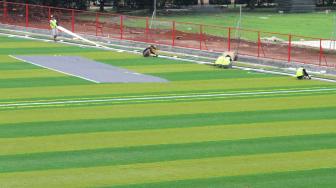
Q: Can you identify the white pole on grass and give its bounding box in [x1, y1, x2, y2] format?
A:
[330, 15, 336, 50]
[234, 5, 242, 55]
[150, 0, 157, 29]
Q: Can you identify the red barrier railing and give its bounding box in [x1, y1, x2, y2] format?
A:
[0, 1, 335, 68]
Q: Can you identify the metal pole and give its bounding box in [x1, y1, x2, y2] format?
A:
[96, 13, 99, 36]
[288, 34, 291, 63]
[71, 9, 75, 32]
[120, 15, 123, 39]
[146, 17, 149, 42]
[235, 5, 242, 39]
[200, 25, 203, 50]
[150, 0, 157, 29]
[228, 27, 231, 51]
[330, 15, 336, 50]
[258, 31, 261, 57]
[319, 39, 323, 66]
[3, 1, 7, 22]
[26, 4, 29, 28]
[172, 21, 175, 47]
[48, 7, 51, 21]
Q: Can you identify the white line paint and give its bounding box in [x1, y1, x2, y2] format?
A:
[1, 88, 335, 108]
[0, 86, 327, 105]
[9, 55, 100, 83]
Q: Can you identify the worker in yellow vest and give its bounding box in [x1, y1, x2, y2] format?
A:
[50, 15, 58, 41]
[214, 55, 232, 69]
[296, 67, 311, 80]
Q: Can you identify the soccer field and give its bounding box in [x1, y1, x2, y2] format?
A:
[161, 11, 334, 38]
[0, 35, 336, 188]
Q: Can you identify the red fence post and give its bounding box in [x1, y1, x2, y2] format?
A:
[258, 31, 261, 57]
[3, 1, 7, 22]
[228, 27, 231, 51]
[48, 7, 51, 21]
[95, 13, 99, 36]
[120, 15, 123, 40]
[288, 34, 291, 63]
[25, 3, 29, 28]
[200, 24, 203, 50]
[146, 17, 149, 42]
[71, 9, 75, 32]
[319, 39, 323, 66]
[172, 21, 175, 47]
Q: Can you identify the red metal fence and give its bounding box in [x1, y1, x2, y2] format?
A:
[0, 1, 335, 68]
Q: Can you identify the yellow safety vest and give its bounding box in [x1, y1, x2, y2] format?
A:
[215, 56, 231, 66]
[296, 68, 304, 77]
[50, 19, 57, 29]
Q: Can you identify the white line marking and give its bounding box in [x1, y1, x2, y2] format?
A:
[0, 86, 327, 105]
[1, 88, 335, 108]
[9, 55, 100, 83]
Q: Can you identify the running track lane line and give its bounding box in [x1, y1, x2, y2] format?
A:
[0, 88, 335, 108]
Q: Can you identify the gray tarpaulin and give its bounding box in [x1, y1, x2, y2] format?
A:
[13, 56, 168, 83]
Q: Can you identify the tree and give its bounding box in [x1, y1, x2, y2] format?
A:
[246, 0, 256, 9]
[99, 0, 105, 11]
[327, 0, 334, 6]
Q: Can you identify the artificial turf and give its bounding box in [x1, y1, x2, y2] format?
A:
[0, 35, 335, 187]
[160, 11, 335, 39]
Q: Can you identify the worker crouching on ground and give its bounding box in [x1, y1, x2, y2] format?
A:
[214, 55, 232, 69]
[143, 45, 158, 57]
[50, 15, 58, 41]
[296, 67, 311, 80]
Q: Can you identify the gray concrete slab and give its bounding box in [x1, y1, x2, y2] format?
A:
[12, 56, 168, 83]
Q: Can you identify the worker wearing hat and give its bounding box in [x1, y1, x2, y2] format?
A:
[296, 67, 311, 80]
[143, 45, 158, 57]
[214, 55, 232, 69]
[50, 15, 58, 41]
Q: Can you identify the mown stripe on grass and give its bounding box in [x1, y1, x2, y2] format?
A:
[0, 107, 334, 138]
[77, 52, 142, 60]
[0, 85, 332, 104]
[0, 55, 25, 63]
[0, 77, 90, 88]
[0, 134, 335, 173]
[0, 42, 65, 49]
[1, 87, 334, 110]
[0, 46, 99, 55]
[110, 168, 336, 188]
[0, 119, 335, 156]
[1, 86, 332, 106]
[0, 77, 331, 100]
[0, 94, 335, 124]
[0, 70, 67, 79]
[150, 70, 277, 81]
[0, 62, 41, 70]
[96, 57, 189, 66]
[0, 149, 335, 188]
[122, 64, 215, 73]
[0, 37, 29, 43]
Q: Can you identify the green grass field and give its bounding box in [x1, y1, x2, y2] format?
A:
[0, 35, 336, 188]
[160, 11, 335, 38]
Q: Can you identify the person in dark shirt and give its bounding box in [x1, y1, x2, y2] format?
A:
[143, 45, 158, 57]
